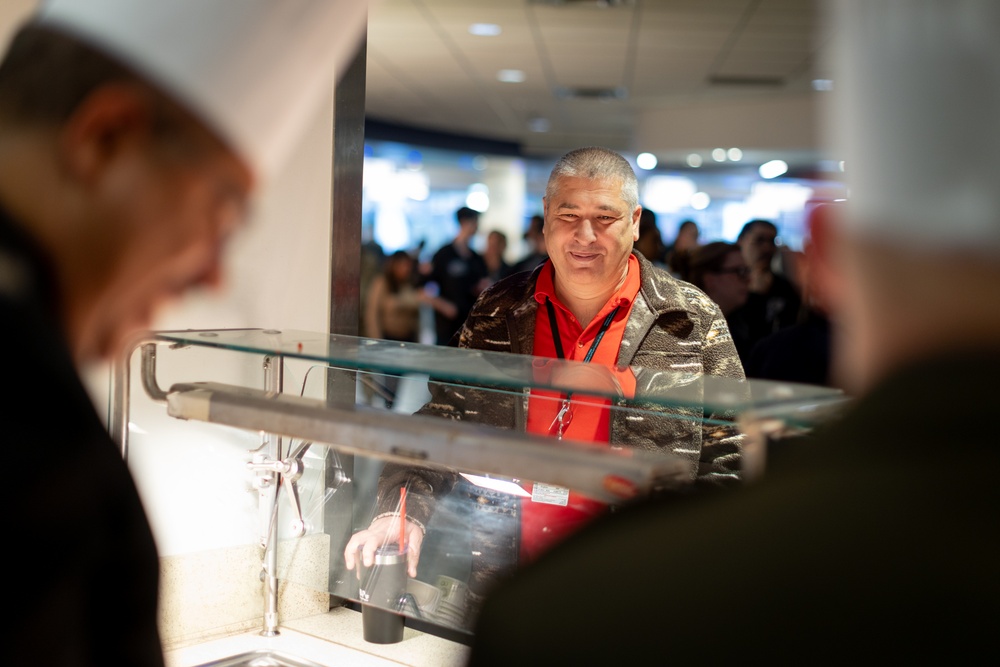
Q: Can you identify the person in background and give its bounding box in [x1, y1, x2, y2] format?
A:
[683, 241, 751, 318]
[466, 1, 1000, 663]
[745, 203, 838, 387]
[346, 146, 745, 611]
[664, 218, 700, 277]
[511, 213, 547, 274]
[364, 250, 455, 406]
[0, 1, 370, 665]
[483, 229, 513, 284]
[633, 208, 667, 269]
[424, 206, 489, 345]
[357, 224, 386, 338]
[729, 218, 803, 359]
[364, 250, 422, 344]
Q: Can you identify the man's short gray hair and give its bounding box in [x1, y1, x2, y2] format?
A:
[545, 146, 639, 212]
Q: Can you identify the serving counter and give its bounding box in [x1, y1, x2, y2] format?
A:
[111, 328, 845, 664]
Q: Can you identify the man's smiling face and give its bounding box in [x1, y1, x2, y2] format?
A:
[543, 175, 641, 294]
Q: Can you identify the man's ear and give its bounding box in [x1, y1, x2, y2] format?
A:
[632, 206, 642, 241]
[57, 83, 155, 187]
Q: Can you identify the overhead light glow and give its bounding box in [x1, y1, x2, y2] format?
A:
[747, 181, 814, 218]
[686, 153, 703, 168]
[758, 159, 789, 179]
[528, 117, 551, 133]
[497, 69, 526, 83]
[690, 192, 711, 210]
[469, 23, 502, 36]
[642, 175, 697, 213]
[712, 148, 727, 162]
[472, 155, 489, 171]
[636, 152, 658, 170]
[467, 183, 490, 212]
[727, 147, 743, 161]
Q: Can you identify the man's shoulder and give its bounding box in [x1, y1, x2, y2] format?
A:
[636, 254, 722, 320]
[470, 269, 537, 316]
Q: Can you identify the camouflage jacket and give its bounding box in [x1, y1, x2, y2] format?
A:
[374, 251, 746, 597]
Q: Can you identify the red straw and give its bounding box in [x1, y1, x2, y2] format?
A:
[399, 487, 407, 552]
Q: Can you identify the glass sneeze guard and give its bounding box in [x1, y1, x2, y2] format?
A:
[113, 328, 848, 645]
[150, 328, 845, 418]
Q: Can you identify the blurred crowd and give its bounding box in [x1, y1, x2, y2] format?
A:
[362, 203, 834, 389]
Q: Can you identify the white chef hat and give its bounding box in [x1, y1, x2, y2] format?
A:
[826, 0, 1000, 253]
[34, 0, 371, 182]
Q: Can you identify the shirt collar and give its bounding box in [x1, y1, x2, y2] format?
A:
[533, 253, 641, 310]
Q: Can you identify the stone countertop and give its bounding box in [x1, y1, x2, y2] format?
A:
[164, 607, 470, 667]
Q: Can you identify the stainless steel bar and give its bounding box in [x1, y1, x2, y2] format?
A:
[166, 382, 694, 502]
[110, 335, 168, 460]
[260, 355, 284, 637]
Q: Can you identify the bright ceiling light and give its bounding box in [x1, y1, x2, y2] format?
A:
[758, 159, 789, 179]
[686, 153, 703, 168]
[467, 183, 490, 212]
[497, 69, 525, 83]
[712, 148, 727, 162]
[636, 152, 658, 170]
[727, 147, 743, 161]
[690, 192, 711, 210]
[469, 23, 502, 36]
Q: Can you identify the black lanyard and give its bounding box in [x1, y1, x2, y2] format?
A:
[543, 298, 620, 438]
[545, 297, 620, 362]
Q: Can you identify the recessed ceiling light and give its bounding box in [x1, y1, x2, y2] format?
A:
[469, 23, 502, 36]
[497, 69, 526, 83]
[712, 148, 727, 162]
[727, 147, 743, 161]
[528, 117, 551, 133]
[759, 159, 789, 179]
[686, 154, 703, 168]
[636, 153, 657, 170]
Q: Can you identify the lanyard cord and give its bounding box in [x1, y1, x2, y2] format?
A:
[543, 298, 620, 438]
[544, 298, 620, 362]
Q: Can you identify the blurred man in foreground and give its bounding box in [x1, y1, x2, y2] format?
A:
[0, 1, 368, 664]
[467, 1, 1000, 663]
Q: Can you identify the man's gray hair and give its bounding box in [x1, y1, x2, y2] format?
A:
[545, 146, 639, 212]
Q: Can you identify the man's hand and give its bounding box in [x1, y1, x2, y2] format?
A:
[344, 515, 424, 578]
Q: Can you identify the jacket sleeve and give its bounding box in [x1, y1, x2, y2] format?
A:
[371, 283, 521, 527]
[694, 302, 747, 485]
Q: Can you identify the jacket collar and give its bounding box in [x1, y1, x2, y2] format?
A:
[501, 251, 695, 359]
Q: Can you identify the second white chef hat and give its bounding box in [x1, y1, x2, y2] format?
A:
[827, 0, 1000, 254]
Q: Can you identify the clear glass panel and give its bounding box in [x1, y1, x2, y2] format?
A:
[155, 328, 844, 418]
[123, 328, 848, 642]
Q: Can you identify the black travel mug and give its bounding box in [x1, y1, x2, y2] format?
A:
[357, 545, 407, 644]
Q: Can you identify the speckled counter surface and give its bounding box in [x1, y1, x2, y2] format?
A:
[164, 607, 470, 667]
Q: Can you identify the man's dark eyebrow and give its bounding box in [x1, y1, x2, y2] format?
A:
[554, 202, 622, 214]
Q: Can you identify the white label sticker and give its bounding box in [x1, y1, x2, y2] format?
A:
[531, 483, 570, 506]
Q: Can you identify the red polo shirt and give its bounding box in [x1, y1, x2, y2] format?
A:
[519, 255, 640, 562]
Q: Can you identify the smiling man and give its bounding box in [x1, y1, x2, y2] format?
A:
[347, 146, 745, 613]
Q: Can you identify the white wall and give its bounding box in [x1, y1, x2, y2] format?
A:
[127, 100, 337, 556]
